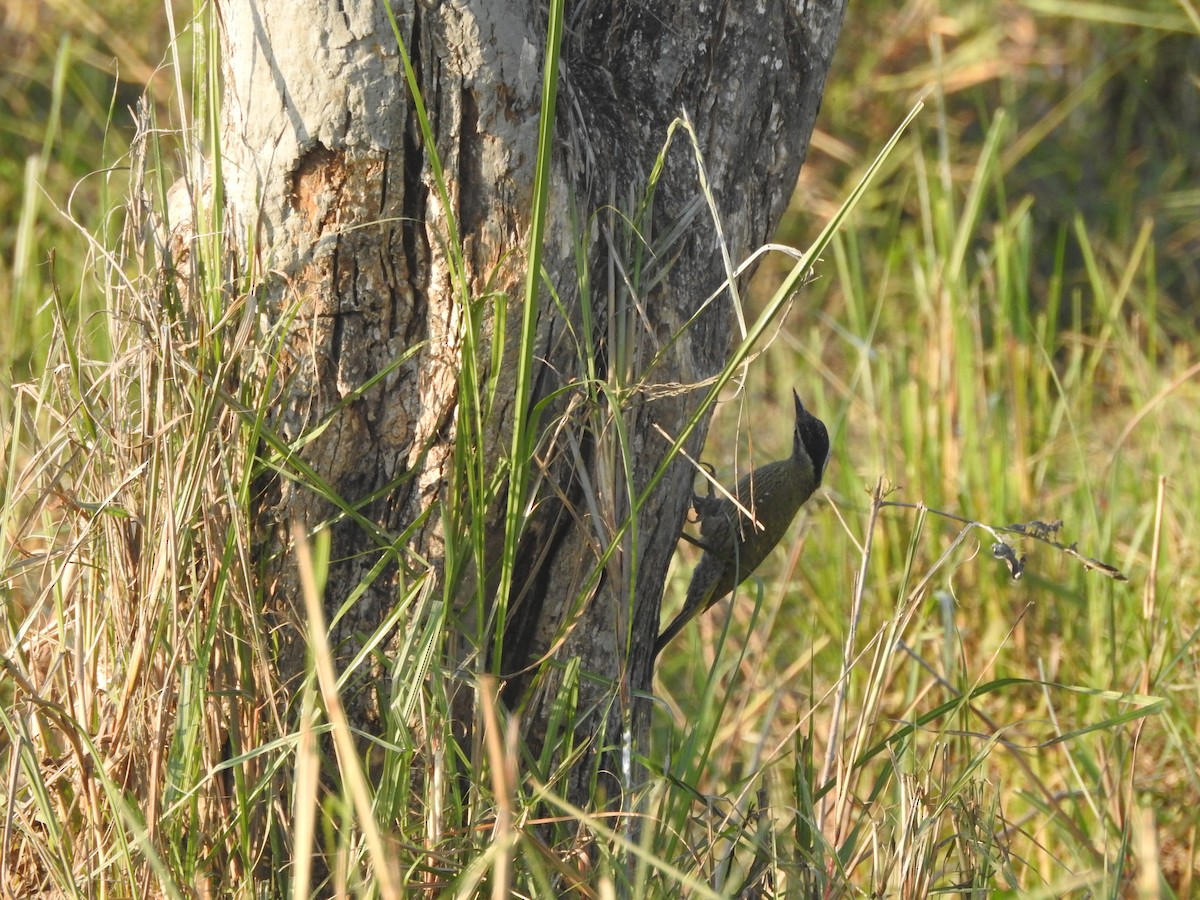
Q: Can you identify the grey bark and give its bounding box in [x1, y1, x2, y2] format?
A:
[217, 0, 844, 796]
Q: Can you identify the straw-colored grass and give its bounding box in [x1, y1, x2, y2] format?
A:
[2, 0, 1197, 895]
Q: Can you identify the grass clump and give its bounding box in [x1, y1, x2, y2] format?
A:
[2, 0, 1198, 895]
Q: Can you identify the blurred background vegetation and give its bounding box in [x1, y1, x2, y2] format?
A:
[666, 1, 1199, 893]
[0, 0, 186, 378]
[2, 0, 1197, 893]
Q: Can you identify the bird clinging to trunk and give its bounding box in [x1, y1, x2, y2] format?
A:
[655, 389, 829, 656]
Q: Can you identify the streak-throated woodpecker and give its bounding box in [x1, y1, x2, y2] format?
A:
[656, 389, 829, 656]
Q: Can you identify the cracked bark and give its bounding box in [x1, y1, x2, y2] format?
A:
[217, 0, 844, 800]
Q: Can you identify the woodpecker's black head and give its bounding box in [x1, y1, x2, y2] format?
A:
[792, 389, 830, 486]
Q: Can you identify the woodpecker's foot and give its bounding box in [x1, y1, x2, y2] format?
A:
[686, 461, 719, 522]
[694, 493, 726, 520]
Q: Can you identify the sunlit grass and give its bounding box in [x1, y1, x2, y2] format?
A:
[652, 3, 1198, 892]
[2, 0, 1197, 895]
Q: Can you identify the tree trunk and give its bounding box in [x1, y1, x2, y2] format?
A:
[218, 0, 844, 796]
